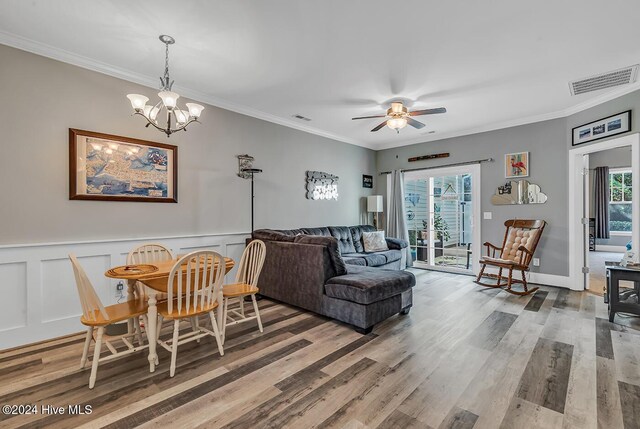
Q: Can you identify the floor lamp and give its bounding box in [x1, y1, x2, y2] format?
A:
[367, 195, 383, 230]
[241, 168, 262, 232]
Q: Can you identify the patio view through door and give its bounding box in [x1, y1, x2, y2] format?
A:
[404, 166, 477, 273]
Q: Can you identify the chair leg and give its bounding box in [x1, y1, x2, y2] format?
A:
[209, 310, 225, 356]
[506, 268, 513, 291]
[476, 264, 486, 283]
[156, 315, 164, 343]
[190, 318, 200, 343]
[497, 267, 503, 285]
[89, 327, 104, 389]
[251, 294, 263, 333]
[222, 297, 229, 344]
[134, 316, 144, 346]
[521, 270, 528, 293]
[239, 297, 245, 317]
[80, 327, 93, 368]
[169, 320, 180, 378]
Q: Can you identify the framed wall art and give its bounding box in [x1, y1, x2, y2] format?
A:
[572, 110, 631, 146]
[505, 151, 529, 178]
[69, 129, 178, 202]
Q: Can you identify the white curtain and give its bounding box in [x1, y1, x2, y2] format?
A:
[387, 170, 412, 268]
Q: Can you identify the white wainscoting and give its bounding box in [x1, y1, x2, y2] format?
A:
[0, 232, 250, 350]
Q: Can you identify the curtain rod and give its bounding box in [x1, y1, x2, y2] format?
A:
[379, 158, 494, 175]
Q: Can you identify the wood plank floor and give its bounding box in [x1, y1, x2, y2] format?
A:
[1, 270, 640, 428]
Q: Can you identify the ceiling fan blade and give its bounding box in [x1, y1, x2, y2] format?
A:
[409, 107, 447, 116]
[352, 115, 387, 120]
[371, 121, 388, 132]
[407, 117, 426, 129]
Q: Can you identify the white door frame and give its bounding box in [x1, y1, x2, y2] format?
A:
[405, 163, 482, 275]
[568, 133, 640, 291]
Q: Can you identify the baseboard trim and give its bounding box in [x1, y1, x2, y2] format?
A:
[528, 273, 573, 289]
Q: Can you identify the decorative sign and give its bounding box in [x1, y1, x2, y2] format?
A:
[306, 171, 339, 200]
[491, 180, 547, 205]
[237, 154, 255, 179]
[362, 174, 373, 188]
[572, 110, 631, 146]
[408, 153, 449, 162]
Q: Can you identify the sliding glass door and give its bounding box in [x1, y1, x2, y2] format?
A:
[404, 166, 477, 273]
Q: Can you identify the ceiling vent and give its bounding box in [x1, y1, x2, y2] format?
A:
[569, 65, 639, 96]
[292, 114, 311, 122]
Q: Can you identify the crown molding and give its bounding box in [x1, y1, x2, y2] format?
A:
[0, 30, 368, 149]
[2, 29, 639, 153]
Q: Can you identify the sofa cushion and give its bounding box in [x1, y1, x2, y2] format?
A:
[376, 249, 402, 264]
[278, 228, 305, 236]
[252, 229, 295, 242]
[362, 253, 387, 266]
[350, 225, 377, 253]
[293, 235, 347, 276]
[325, 265, 415, 305]
[343, 256, 366, 266]
[329, 226, 357, 254]
[302, 227, 331, 237]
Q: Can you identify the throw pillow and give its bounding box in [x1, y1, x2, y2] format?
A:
[363, 231, 389, 252]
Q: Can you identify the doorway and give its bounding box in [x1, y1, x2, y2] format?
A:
[404, 164, 481, 274]
[568, 133, 640, 291]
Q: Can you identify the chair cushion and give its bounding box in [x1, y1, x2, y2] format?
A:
[350, 225, 377, 253]
[480, 256, 521, 267]
[501, 228, 540, 262]
[343, 256, 366, 266]
[329, 226, 357, 254]
[302, 227, 331, 237]
[325, 266, 415, 305]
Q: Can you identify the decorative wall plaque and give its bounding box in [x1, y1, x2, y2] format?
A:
[306, 171, 339, 200]
[491, 180, 547, 205]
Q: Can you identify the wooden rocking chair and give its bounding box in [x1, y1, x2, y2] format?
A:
[475, 219, 546, 296]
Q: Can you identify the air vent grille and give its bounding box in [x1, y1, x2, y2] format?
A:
[570, 65, 638, 95]
[292, 114, 311, 121]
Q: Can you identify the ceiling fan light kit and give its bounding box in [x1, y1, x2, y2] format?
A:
[126, 35, 204, 137]
[352, 101, 446, 133]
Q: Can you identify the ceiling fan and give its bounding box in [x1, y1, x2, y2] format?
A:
[352, 101, 446, 133]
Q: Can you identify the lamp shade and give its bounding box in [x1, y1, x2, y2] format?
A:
[367, 195, 383, 212]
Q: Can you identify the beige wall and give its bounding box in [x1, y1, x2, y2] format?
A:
[0, 44, 376, 245]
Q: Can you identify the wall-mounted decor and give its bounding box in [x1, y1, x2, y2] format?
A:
[408, 152, 449, 162]
[572, 110, 631, 146]
[505, 152, 529, 178]
[491, 180, 547, 205]
[237, 154, 256, 179]
[362, 174, 373, 188]
[306, 171, 339, 200]
[69, 129, 177, 202]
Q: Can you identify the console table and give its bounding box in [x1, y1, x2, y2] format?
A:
[605, 262, 640, 322]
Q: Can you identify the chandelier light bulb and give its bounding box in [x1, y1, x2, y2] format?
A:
[126, 94, 149, 111]
[185, 103, 205, 118]
[158, 91, 179, 109]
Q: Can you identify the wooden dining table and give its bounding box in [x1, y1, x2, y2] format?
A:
[105, 257, 235, 372]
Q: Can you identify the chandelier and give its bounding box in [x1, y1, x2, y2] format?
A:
[126, 35, 204, 137]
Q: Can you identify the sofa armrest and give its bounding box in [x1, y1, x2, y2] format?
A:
[385, 237, 408, 249]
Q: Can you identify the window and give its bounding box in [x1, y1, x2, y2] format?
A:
[609, 169, 632, 233]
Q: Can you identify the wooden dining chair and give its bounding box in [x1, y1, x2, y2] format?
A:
[157, 250, 225, 377]
[475, 219, 546, 296]
[127, 243, 174, 300]
[69, 254, 149, 389]
[221, 240, 266, 343]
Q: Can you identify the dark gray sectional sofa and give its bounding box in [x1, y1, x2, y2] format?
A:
[252, 225, 415, 334]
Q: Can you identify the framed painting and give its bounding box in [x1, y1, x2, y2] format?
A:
[69, 129, 178, 202]
[505, 152, 529, 178]
[572, 110, 631, 146]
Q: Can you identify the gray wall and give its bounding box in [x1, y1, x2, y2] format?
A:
[0, 44, 376, 245]
[376, 119, 569, 276]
